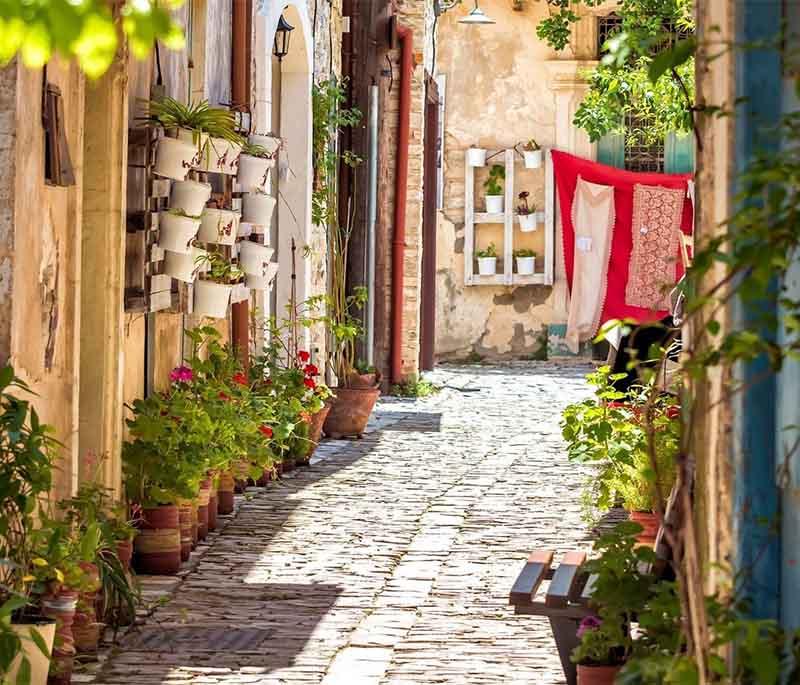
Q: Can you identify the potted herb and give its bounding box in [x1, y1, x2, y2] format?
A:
[476, 243, 498, 276]
[241, 188, 277, 230]
[484, 164, 505, 213]
[516, 191, 537, 231]
[163, 245, 208, 283]
[514, 248, 536, 275]
[198, 207, 241, 246]
[237, 143, 276, 192]
[238, 240, 275, 278]
[193, 252, 243, 319]
[170, 179, 212, 217]
[523, 138, 542, 168]
[158, 208, 202, 254]
[467, 144, 487, 168]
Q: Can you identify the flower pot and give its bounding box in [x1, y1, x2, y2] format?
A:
[72, 620, 103, 655]
[42, 591, 78, 684]
[190, 503, 199, 547]
[198, 208, 240, 246]
[518, 213, 537, 232]
[629, 510, 660, 544]
[323, 386, 381, 439]
[485, 195, 504, 214]
[8, 617, 56, 685]
[296, 403, 332, 465]
[163, 246, 207, 283]
[237, 154, 272, 191]
[524, 149, 543, 169]
[208, 488, 218, 532]
[201, 137, 242, 175]
[248, 134, 281, 158]
[467, 147, 487, 167]
[245, 262, 279, 290]
[239, 241, 275, 276]
[154, 136, 197, 181]
[477, 257, 497, 276]
[217, 472, 235, 515]
[170, 179, 212, 216]
[193, 280, 233, 319]
[346, 371, 380, 389]
[241, 192, 277, 229]
[197, 479, 211, 541]
[577, 664, 622, 685]
[133, 505, 181, 575]
[516, 256, 536, 275]
[157, 212, 201, 254]
[116, 539, 133, 570]
[177, 502, 193, 562]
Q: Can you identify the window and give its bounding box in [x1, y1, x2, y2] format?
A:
[597, 13, 622, 57]
[623, 113, 665, 173]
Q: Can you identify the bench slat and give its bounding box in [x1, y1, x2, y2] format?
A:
[509, 550, 554, 605]
[545, 551, 586, 608]
[578, 573, 598, 607]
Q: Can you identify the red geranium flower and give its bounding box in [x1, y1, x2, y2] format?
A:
[298, 350, 310, 362]
[303, 377, 316, 390]
[259, 424, 274, 438]
[232, 372, 248, 386]
[218, 391, 231, 401]
[303, 363, 319, 377]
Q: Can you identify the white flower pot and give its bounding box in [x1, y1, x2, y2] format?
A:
[516, 256, 536, 275]
[467, 148, 487, 167]
[194, 280, 233, 318]
[202, 137, 242, 175]
[524, 149, 543, 169]
[154, 137, 197, 181]
[477, 257, 497, 276]
[249, 134, 281, 159]
[164, 246, 207, 283]
[170, 180, 211, 216]
[536, 210, 546, 223]
[245, 262, 280, 290]
[198, 208, 240, 246]
[518, 213, 537, 232]
[157, 212, 201, 254]
[239, 241, 275, 276]
[485, 195, 504, 214]
[8, 619, 56, 685]
[237, 154, 272, 191]
[241, 192, 277, 230]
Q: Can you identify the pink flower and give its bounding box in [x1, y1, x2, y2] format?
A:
[170, 366, 194, 383]
[298, 350, 310, 363]
[577, 615, 602, 639]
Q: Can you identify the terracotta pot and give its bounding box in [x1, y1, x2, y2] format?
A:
[116, 539, 133, 570]
[133, 505, 181, 575]
[274, 461, 284, 478]
[208, 491, 218, 531]
[72, 620, 103, 654]
[324, 386, 380, 439]
[177, 503, 193, 561]
[42, 590, 78, 684]
[577, 664, 622, 685]
[282, 456, 296, 473]
[217, 472, 235, 515]
[197, 480, 211, 541]
[256, 468, 272, 486]
[629, 510, 660, 545]
[346, 371, 380, 389]
[296, 404, 331, 465]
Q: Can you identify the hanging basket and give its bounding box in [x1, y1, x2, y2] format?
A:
[523, 149, 543, 169]
[194, 280, 233, 319]
[198, 209, 240, 246]
[157, 212, 201, 254]
[239, 241, 275, 276]
[241, 192, 277, 230]
[467, 147, 487, 167]
[518, 213, 537, 232]
[171, 179, 212, 216]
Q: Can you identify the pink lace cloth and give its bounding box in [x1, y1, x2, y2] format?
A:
[626, 183, 686, 310]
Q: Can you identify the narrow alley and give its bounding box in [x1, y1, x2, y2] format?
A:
[89, 363, 592, 685]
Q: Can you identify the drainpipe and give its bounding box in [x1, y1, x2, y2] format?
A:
[391, 25, 413, 385]
[366, 84, 378, 367]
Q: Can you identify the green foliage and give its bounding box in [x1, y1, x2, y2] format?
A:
[476, 243, 497, 259]
[390, 379, 440, 398]
[513, 248, 536, 258]
[196, 251, 243, 285]
[0, 0, 185, 79]
[483, 164, 504, 196]
[143, 97, 243, 144]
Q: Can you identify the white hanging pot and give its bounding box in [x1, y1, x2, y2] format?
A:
[194, 280, 233, 318]
[241, 193, 277, 231]
[245, 262, 279, 290]
[239, 241, 275, 276]
[518, 214, 537, 232]
[164, 246, 207, 283]
[203, 137, 243, 175]
[198, 209, 240, 246]
[171, 180, 211, 216]
[477, 257, 497, 276]
[485, 195, 504, 214]
[467, 148, 487, 167]
[154, 137, 197, 181]
[516, 256, 536, 275]
[237, 154, 272, 191]
[157, 212, 201, 254]
[249, 134, 281, 159]
[524, 149, 543, 169]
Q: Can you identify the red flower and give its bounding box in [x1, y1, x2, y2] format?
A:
[259, 425, 274, 438]
[303, 377, 316, 390]
[298, 350, 310, 363]
[303, 363, 319, 377]
[232, 372, 248, 386]
[218, 391, 231, 401]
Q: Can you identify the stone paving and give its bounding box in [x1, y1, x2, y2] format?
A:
[87, 362, 594, 685]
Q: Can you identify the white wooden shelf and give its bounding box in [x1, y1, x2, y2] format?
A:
[474, 212, 505, 224]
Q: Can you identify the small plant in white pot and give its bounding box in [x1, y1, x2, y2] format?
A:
[143, 97, 211, 179]
[516, 191, 537, 232]
[476, 243, 498, 276]
[157, 209, 201, 254]
[484, 164, 505, 214]
[467, 144, 487, 167]
[193, 252, 243, 319]
[237, 143, 275, 191]
[241, 189, 277, 233]
[198, 208, 241, 246]
[514, 248, 536, 275]
[164, 245, 208, 283]
[523, 138, 543, 169]
[170, 179, 212, 216]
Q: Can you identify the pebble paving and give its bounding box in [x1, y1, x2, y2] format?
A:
[88, 362, 594, 685]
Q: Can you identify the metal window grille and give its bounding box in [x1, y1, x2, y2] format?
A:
[624, 114, 665, 173]
[597, 13, 622, 56]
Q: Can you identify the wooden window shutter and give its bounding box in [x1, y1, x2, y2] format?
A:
[42, 81, 75, 187]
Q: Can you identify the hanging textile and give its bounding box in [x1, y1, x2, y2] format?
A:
[552, 150, 693, 327]
[566, 176, 615, 353]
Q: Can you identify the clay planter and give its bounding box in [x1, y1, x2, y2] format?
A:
[282, 456, 296, 473]
[157, 212, 201, 254]
[134, 504, 181, 575]
[154, 136, 197, 181]
[171, 179, 212, 216]
[116, 539, 133, 570]
[197, 479, 211, 541]
[72, 620, 103, 655]
[629, 511, 660, 545]
[73, 562, 101, 654]
[9, 617, 56, 685]
[208, 487, 219, 531]
[177, 502, 194, 561]
[296, 404, 331, 466]
[198, 208, 240, 246]
[323, 386, 380, 439]
[217, 472, 236, 515]
[42, 590, 78, 685]
[346, 371, 379, 389]
[256, 468, 273, 486]
[577, 664, 622, 685]
[193, 280, 233, 319]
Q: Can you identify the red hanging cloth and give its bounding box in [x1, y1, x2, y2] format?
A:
[552, 150, 693, 326]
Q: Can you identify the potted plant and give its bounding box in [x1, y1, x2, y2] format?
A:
[198, 207, 241, 246]
[238, 240, 275, 277]
[484, 164, 505, 213]
[170, 179, 212, 217]
[163, 245, 208, 283]
[241, 189, 277, 231]
[193, 252, 243, 319]
[476, 243, 498, 276]
[237, 143, 275, 192]
[143, 97, 213, 180]
[523, 138, 542, 168]
[514, 248, 536, 275]
[248, 133, 282, 159]
[158, 209, 202, 254]
[466, 144, 487, 167]
[516, 191, 537, 231]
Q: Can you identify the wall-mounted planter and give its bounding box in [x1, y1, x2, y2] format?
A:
[237, 155, 272, 191]
[164, 246, 207, 283]
[194, 280, 233, 318]
[245, 262, 279, 290]
[201, 138, 242, 175]
[198, 209, 240, 246]
[467, 148, 487, 167]
[477, 257, 497, 276]
[239, 241, 275, 276]
[524, 149, 543, 169]
[249, 134, 281, 159]
[485, 195, 504, 214]
[154, 137, 197, 181]
[171, 180, 211, 216]
[516, 256, 536, 275]
[157, 212, 201, 254]
[241, 192, 277, 231]
[518, 214, 537, 232]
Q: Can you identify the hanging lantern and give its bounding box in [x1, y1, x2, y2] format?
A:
[273, 14, 294, 62]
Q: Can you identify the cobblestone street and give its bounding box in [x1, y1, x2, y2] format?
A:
[90, 363, 593, 685]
